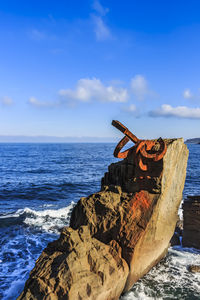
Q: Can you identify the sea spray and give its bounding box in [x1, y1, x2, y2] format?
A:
[0, 202, 75, 299]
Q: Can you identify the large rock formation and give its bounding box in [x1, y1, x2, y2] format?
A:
[182, 195, 200, 249]
[71, 138, 188, 291]
[18, 123, 188, 300]
[18, 226, 128, 300]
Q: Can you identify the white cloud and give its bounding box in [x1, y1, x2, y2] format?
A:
[183, 89, 193, 99]
[0, 96, 13, 106]
[92, 15, 111, 41]
[122, 104, 137, 112]
[92, 0, 109, 16]
[59, 78, 128, 103]
[29, 97, 56, 107]
[149, 104, 200, 119]
[130, 75, 154, 100]
[91, 0, 111, 41]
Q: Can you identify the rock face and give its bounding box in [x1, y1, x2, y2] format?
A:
[188, 265, 200, 273]
[18, 226, 128, 300]
[18, 136, 188, 300]
[170, 219, 183, 246]
[182, 195, 200, 249]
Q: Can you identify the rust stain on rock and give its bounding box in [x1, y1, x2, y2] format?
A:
[129, 191, 151, 216]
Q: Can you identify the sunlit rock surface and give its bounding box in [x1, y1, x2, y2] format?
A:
[18, 138, 188, 300]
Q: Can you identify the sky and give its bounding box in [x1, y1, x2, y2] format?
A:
[1, 0, 200, 141]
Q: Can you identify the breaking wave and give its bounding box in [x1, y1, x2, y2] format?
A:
[121, 246, 200, 299]
[0, 202, 75, 233]
[0, 202, 75, 300]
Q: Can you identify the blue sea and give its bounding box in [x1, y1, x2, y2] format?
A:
[0, 143, 200, 300]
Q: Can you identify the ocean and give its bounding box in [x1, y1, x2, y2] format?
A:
[0, 143, 199, 300]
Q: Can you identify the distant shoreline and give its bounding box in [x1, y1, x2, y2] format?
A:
[0, 136, 118, 143]
[186, 138, 200, 144]
[0, 136, 199, 144]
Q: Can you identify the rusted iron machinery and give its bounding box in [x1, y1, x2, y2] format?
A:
[112, 120, 167, 172]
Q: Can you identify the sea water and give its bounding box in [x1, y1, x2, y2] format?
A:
[0, 143, 199, 300]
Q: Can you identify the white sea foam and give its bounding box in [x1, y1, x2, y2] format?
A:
[40, 203, 55, 208]
[121, 246, 200, 299]
[0, 202, 76, 299]
[0, 202, 75, 233]
[23, 202, 75, 233]
[0, 202, 75, 237]
[1, 203, 200, 299]
[178, 203, 183, 219]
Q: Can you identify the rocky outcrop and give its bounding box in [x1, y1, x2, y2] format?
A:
[101, 138, 188, 290]
[170, 219, 183, 246]
[188, 265, 200, 273]
[182, 195, 200, 249]
[18, 226, 128, 300]
[18, 134, 188, 300]
[70, 187, 158, 265]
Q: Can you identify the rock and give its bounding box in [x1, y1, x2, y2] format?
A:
[106, 138, 188, 290]
[70, 188, 158, 264]
[18, 226, 129, 300]
[72, 138, 188, 291]
[18, 135, 188, 299]
[170, 232, 181, 246]
[182, 196, 200, 249]
[188, 265, 200, 273]
[170, 219, 183, 246]
[175, 219, 183, 235]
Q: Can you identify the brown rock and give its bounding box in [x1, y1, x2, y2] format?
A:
[188, 265, 200, 273]
[70, 188, 158, 264]
[18, 226, 129, 300]
[182, 196, 200, 249]
[18, 137, 188, 299]
[170, 219, 183, 246]
[71, 138, 188, 291]
[101, 142, 164, 194]
[175, 219, 183, 235]
[124, 138, 188, 290]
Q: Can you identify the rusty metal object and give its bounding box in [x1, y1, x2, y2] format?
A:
[136, 138, 167, 162]
[113, 136, 131, 159]
[112, 120, 139, 159]
[112, 120, 167, 171]
[112, 120, 139, 144]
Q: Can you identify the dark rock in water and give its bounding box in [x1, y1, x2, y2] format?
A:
[175, 219, 183, 235]
[170, 219, 183, 246]
[182, 195, 200, 249]
[188, 265, 200, 273]
[170, 232, 181, 246]
[18, 125, 188, 300]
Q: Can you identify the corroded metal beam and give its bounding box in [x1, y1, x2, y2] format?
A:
[112, 120, 167, 171]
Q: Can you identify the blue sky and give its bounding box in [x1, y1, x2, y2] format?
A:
[1, 0, 200, 141]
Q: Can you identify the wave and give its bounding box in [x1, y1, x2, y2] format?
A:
[1, 205, 200, 300]
[0, 201, 75, 299]
[121, 246, 200, 300]
[0, 202, 75, 233]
